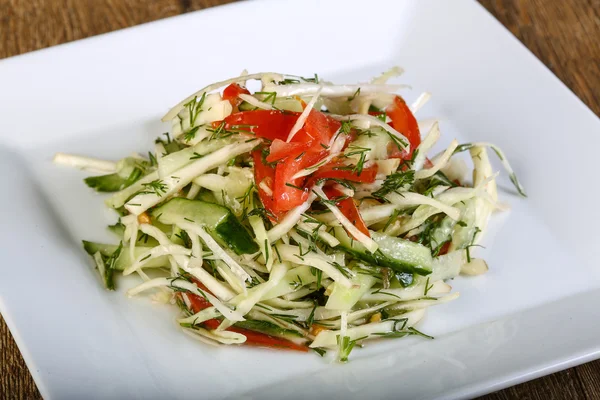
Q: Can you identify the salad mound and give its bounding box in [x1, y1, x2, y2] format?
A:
[54, 68, 525, 361]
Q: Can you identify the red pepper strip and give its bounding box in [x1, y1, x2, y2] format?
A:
[186, 291, 213, 313]
[222, 83, 251, 108]
[437, 242, 451, 256]
[220, 110, 300, 141]
[273, 149, 325, 211]
[308, 160, 378, 186]
[323, 187, 370, 239]
[267, 110, 341, 163]
[293, 110, 341, 148]
[266, 139, 309, 163]
[251, 148, 284, 221]
[386, 96, 421, 160]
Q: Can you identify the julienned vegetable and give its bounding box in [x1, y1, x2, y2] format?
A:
[55, 68, 525, 362]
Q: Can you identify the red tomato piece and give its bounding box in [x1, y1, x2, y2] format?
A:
[186, 293, 212, 313]
[221, 110, 300, 141]
[323, 187, 370, 239]
[437, 241, 451, 256]
[386, 96, 421, 159]
[292, 110, 341, 149]
[309, 160, 378, 185]
[222, 83, 250, 108]
[267, 139, 311, 163]
[252, 148, 282, 220]
[273, 150, 325, 212]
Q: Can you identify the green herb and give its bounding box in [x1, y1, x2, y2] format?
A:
[255, 91, 277, 106]
[424, 277, 434, 296]
[281, 78, 300, 85]
[148, 152, 158, 167]
[190, 152, 204, 160]
[248, 207, 273, 226]
[183, 125, 200, 142]
[329, 261, 352, 279]
[343, 146, 370, 176]
[349, 88, 361, 101]
[183, 92, 207, 128]
[141, 179, 168, 196]
[408, 327, 434, 339]
[336, 335, 357, 363]
[274, 244, 283, 263]
[340, 120, 353, 135]
[386, 131, 408, 152]
[371, 288, 403, 300]
[103, 241, 123, 290]
[372, 170, 415, 200]
[264, 239, 270, 263]
[207, 121, 242, 140]
[301, 73, 319, 83]
[383, 209, 401, 231]
[465, 227, 483, 262]
[174, 230, 192, 247]
[290, 274, 304, 289]
[306, 302, 317, 328]
[310, 267, 323, 289]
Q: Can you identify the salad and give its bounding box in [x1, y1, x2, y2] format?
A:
[54, 68, 525, 361]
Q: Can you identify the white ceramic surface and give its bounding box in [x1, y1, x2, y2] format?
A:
[1, 0, 599, 399]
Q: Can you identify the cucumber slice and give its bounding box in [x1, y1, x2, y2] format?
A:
[238, 97, 303, 112]
[325, 273, 377, 311]
[333, 227, 432, 276]
[151, 198, 258, 255]
[84, 157, 146, 192]
[82, 241, 167, 271]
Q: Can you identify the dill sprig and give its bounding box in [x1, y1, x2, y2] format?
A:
[342, 146, 370, 175]
[141, 179, 168, 196]
[255, 91, 278, 107]
[348, 88, 361, 101]
[340, 120, 353, 135]
[183, 126, 200, 142]
[372, 170, 415, 201]
[183, 92, 206, 128]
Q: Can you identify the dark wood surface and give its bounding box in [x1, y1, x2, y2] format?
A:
[1, 0, 599, 398]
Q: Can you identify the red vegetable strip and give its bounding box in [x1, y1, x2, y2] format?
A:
[386, 96, 421, 160]
[222, 83, 250, 108]
[308, 160, 378, 185]
[323, 187, 370, 239]
[220, 110, 300, 141]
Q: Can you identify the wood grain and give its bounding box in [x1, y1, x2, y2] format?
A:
[1, 0, 599, 399]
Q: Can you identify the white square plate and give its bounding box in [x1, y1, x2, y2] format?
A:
[1, 0, 599, 399]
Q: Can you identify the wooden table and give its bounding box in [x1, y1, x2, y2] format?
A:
[1, 0, 599, 398]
